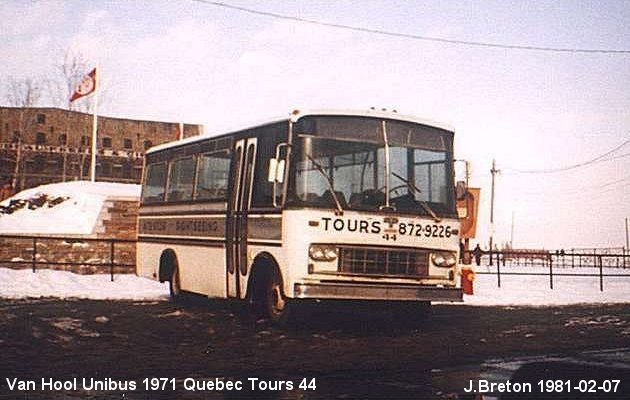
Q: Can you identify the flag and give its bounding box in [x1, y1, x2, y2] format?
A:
[69, 68, 97, 102]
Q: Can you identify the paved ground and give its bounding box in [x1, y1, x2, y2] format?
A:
[1, 298, 629, 399]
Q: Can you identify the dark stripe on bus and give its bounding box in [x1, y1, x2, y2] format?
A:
[139, 215, 282, 241]
[247, 241, 283, 247]
[138, 237, 226, 248]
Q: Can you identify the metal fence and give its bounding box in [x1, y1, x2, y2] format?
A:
[466, 249, 630, 291]
[0, 234, 136, 281]
[3, 233, 630, 291]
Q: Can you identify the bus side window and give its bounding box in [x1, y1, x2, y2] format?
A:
[195, 150, 231, 201]
[141, 162, 167, 203]
[166, 157, 195, 202]
[252, 126, 287, 208]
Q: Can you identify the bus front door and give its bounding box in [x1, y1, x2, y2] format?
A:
[227, 138, 257, 298]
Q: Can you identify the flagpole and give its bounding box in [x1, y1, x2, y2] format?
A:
[90, 65, 99, 182]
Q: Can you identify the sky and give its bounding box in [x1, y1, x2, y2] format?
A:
[1, 0, 630, 250]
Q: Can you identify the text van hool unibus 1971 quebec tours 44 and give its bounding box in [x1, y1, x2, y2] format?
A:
[136, 109, 472, 322]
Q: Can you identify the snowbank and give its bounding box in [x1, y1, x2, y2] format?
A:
[0, 181, 140, 235]
[463, 265, 630, 306]
[0, 268, 168, 300]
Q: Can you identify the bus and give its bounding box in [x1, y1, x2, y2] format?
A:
[137, 109, 464, 321]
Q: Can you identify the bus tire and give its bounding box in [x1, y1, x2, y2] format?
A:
[169, 266, 182, 302]
[251, 266, 290, 324]
[263, 273, 290, 323]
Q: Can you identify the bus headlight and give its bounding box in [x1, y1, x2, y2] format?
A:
[431, 251, 457, 268]
[309, 244, 338, 262]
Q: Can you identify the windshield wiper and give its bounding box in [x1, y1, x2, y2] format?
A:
[391, 171, 441, 222]
[382, 121, 391, 210]
[304, 152, 344, 215]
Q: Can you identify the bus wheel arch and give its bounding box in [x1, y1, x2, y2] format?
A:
[158, 249, 181, 300]
[247, 253, 289, 322]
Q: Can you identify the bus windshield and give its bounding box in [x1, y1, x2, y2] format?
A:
[290, 134, 456, 217]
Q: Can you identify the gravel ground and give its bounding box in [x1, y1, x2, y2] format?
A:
[1, 298, 629, 399]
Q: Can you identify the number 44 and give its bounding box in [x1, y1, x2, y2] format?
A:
[299, 378, 316, 390]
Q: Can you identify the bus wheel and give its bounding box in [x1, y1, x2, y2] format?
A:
[260, 272, 290, 323]
[169, 267, 182, 302]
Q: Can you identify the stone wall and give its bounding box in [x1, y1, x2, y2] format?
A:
[96, 199, 139, 240]
[0, 236, 136, 274]
[0, 199, 139, 274]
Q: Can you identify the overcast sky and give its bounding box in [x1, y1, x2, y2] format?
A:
[2, 0, 630, 250]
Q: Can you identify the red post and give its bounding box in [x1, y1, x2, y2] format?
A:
[461, 266, 475, 295]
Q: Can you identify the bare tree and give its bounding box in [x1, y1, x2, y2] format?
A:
[45, 49, 90, 111]
[45, 49, 92, 181]
[7, 78, 41, 108]
[4, 77, 43, 191]
[45, 48, 110, 181]
[47, 48, 110, 112]
[2, 50, 108, 193]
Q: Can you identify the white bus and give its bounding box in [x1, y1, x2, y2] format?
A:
[137, 109, 463, 321]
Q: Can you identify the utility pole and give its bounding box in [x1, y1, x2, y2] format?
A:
[464, 160, 471, 187]
[511, 210, 515, 248]
[489, 158, 500, 265]
[625, 218, 629, 268]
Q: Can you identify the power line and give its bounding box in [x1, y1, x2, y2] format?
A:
[191, 0, 630, 55]
[504, 137, 630, 175]
[470, 150, 630, 180]
[599, 151, 630, 164]
[560, 179, 630, 202]
[515, 175, 630, 198]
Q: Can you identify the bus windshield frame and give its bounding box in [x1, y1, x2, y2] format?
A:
[286, 115, 457, 218]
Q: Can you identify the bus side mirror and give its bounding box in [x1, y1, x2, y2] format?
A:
[455, 180, 467, 200]
[268, 159, 278, 182]
[270, 142, 290, 208]
[276, 160, 286, 183]
[267, 158, 285, 183]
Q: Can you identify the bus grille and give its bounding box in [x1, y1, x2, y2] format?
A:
[338, 246, 429, 278]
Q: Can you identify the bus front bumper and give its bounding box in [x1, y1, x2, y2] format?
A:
[293, 281, 463, 302]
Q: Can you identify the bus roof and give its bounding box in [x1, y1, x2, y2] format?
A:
[146, 109, 454, 155]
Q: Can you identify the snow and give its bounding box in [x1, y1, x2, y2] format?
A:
[0, 268, 168, 300]
[0, 264, 629, 304]
[463, 264, 630, 306]
[0, 181, 140, 235]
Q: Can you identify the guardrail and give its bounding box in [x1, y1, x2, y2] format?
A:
[0, 234, 136, 281]
[465, 249, 630, 291]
